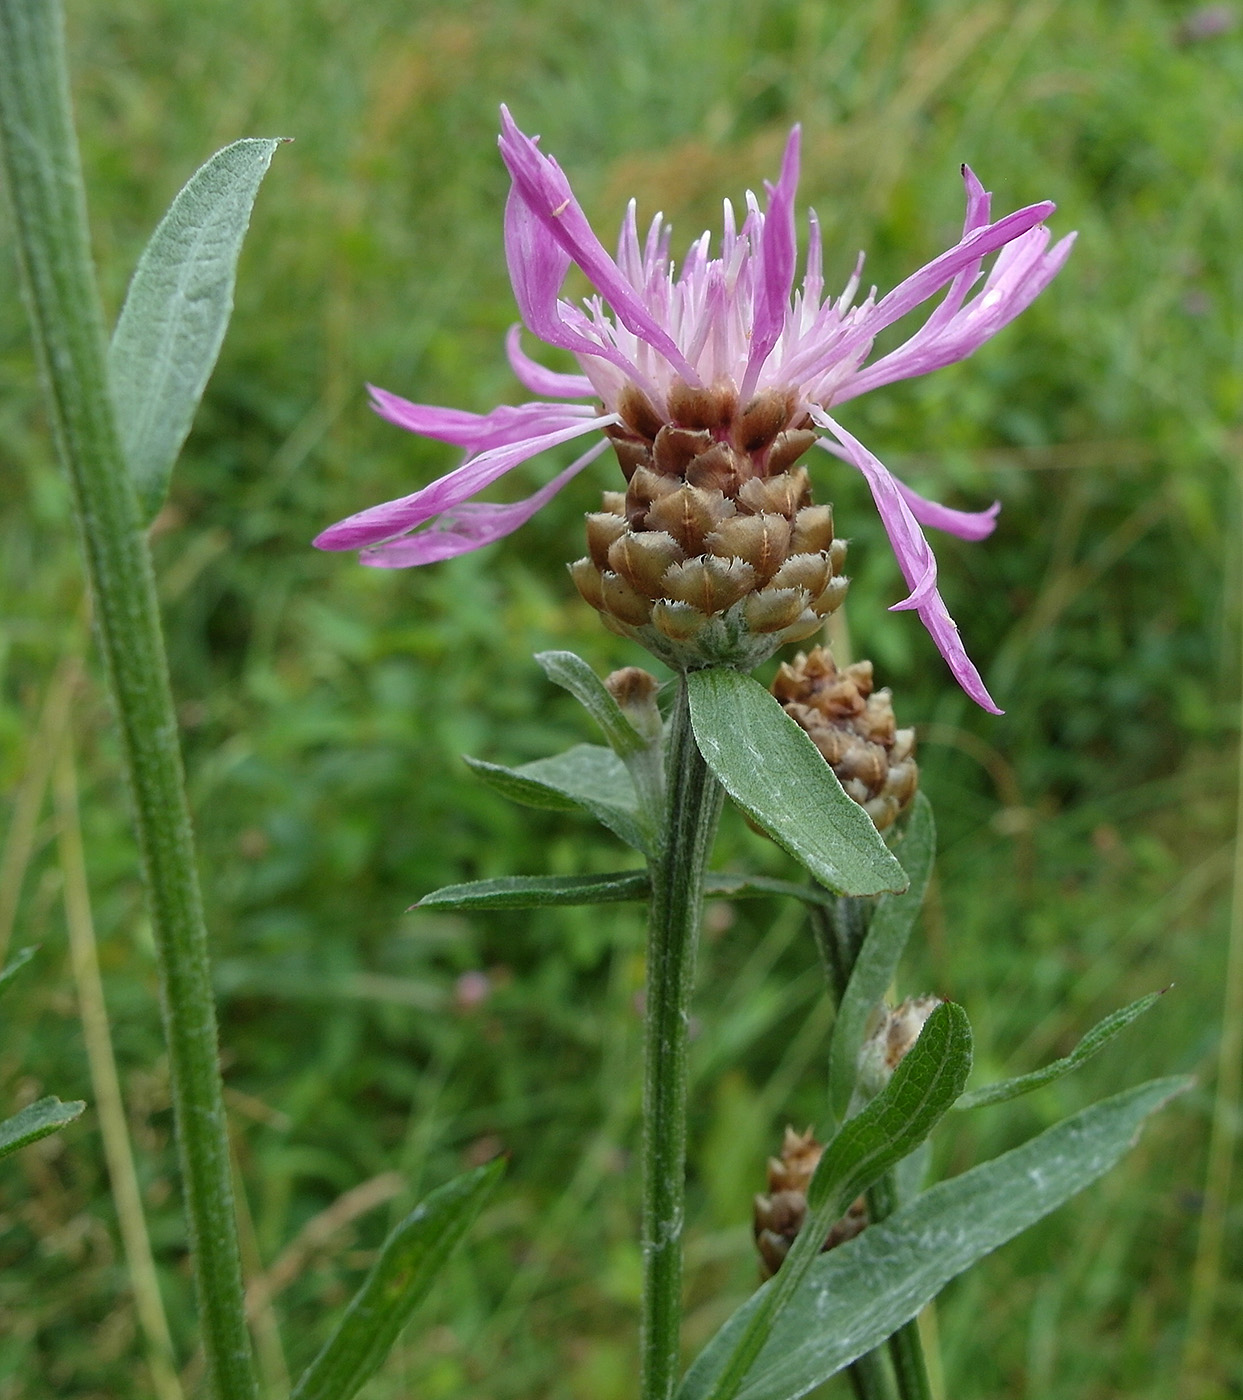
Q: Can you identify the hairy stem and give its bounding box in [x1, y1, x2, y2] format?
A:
[0, 5, 257, 1396]
[641, 676, 724, 1400]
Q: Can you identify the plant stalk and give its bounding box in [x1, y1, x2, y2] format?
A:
[641, 675, 724, 1400]
[0, 4, 258, 1396]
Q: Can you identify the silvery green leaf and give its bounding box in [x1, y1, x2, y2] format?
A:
[415, 870, 650, 911]
[957, 990, 1165, 1109]
[678, 1077, 1190, 1400]
[0, 1096, 86, 1160]
[109, 138, 284, 520]
[291, 1159, 502, 1400]
[827, 795, 936, 1121]
[463, 744, 650, 852]
[534, 650, 647, 756]
[686, 669, 905, 897]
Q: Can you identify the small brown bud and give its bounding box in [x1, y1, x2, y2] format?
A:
[605, 667, 663, 740]
[617, 385, 665, 440]
[653, 425, 714, 476]
[607, 530, 685, 597]
[771, 647, 918, 830]
[599, 570, 654, 626]
[568, 556, 605, 609]
[767, 551, 832, 598]
[767, 428, 819, 474]
[790, 503, 836, 554]
[667, 377, 738, 431]
[753, 1126, 869, 1279]
[650, 598, 711, 641]
[743, 586, 810, 633]
[663, 556, 757, 614]
[645, 485, 736, 554]
[737, 467, 811, 517]
[684, 442, 742, 494]
[585, 511, 629, 568]
[735, 389, 795, 451]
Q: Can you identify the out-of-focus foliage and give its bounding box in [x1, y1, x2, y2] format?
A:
[0, 1, 1237, 1396]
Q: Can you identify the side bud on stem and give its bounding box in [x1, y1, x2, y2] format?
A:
[753, 1127, 868, 1279]
[772, 647, 918, 831]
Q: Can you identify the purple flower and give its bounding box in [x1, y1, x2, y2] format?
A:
[315, 108, 1073, 711]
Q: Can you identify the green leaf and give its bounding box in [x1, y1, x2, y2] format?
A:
[109, 138, 284, 521]
[464, 745, 650, 852]
[678, 1076, 1190, 1400]
[291, 1158, 503, 1400]
[0, 1096, 86, 1161]
[957, 991, 1166, 1110]
[0, 945, 37, 999]
[827, 795, 936, 1121]
[699, 1003, 973, 1400]
[534, 650, 647, 756]
[686, 669, 906, 897]
[416, 870, 650, 911]
[412, 869, 838, 913]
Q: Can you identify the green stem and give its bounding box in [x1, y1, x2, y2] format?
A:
[641, 675, 724, 1400]
[813, 897, 921, 1400]
[0, 6, 258, 1398]
[867, 1174, 933, 1400]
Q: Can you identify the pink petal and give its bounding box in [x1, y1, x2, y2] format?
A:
[895, 479, 1001, 541]
[741, 126, 801, 399]
[359, 439, 609, 567]
[498, 107, 700, 384]
[813, 418, 1002, 713]
[314, 411, 615, 552]
[505, 325, 596, 399]
[369, 385, 599, 451]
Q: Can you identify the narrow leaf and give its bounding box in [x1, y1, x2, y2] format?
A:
[679, 1077, 1190, 1400]
[109, 138, 284, 520]
[957, 991, 1165, 1110]
[701, 1003, 973, 1400]
[686, 669, 905, 897]
[534, 650, 647, 756]
[412, 869, 838, 914]
[827, 795, 936, 1121]
[464, 745, 650, 852]
[0, 1096, 86, 1160]
[292, 1158, 503, 1400]
[415, 871, 649, 911]
[0, 945, 37, 999]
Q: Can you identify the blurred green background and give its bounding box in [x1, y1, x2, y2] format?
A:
[1, 0, 1240, 1395]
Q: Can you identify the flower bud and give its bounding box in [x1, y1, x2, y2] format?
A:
[771, 648, 919, 830]
[855, 995, 944, 1102]
[752, 1126, 868, 1279]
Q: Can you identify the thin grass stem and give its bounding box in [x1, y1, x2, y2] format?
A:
[54, 726, 184, 1400]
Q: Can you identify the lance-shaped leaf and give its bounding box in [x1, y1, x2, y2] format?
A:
[413, 869, 837, 913]
[534, 650, 647, 756]
[464, 744, 650, 852]
[679, 1076, 1190, 1400]
[291, 1158, 503, 1400]
[957, 990, 1165, 1110]
[827, 795, 936, 1121]
[699, 1003, 973, 1400]
[0, 945, 37, 999]
[109, 138, 284, 520]
[686, 669, 905, 897]
[0, 1096, 86, 1161]
[416, 870, 650, 911]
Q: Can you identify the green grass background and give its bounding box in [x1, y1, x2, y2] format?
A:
[1, 0, 1240, 1395]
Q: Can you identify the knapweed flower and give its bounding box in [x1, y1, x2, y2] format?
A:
[315, 108, 1073, 708]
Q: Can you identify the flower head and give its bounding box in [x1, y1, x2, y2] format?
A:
[315, 108, 1073, 709]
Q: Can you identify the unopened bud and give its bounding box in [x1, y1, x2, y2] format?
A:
[752, 1126, 868, 1279]
[855, 996, 943, 1102]
[604, 667, 663, 741]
